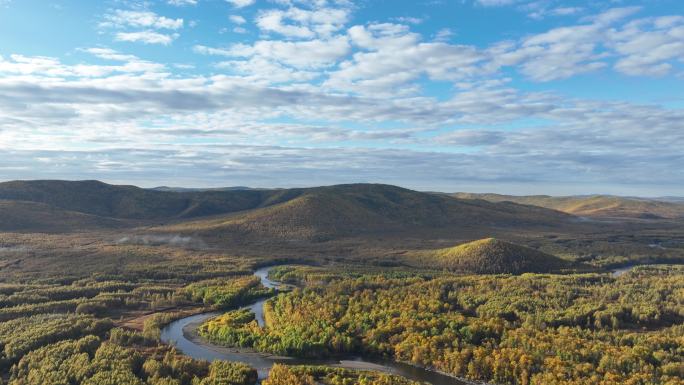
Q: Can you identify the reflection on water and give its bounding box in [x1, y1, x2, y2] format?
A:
[253, 266, 282, 289]
[611, 266, 634, 277]
[161, 266, 469, 385]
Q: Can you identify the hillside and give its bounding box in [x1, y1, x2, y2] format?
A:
[0, 200, 126, 232]
[0, 181, 578, 239]
[453, 193, 684, 220]
[0, 180, 276, 220]
[159, 184, 575, 241]
[408, 238, 571, 274]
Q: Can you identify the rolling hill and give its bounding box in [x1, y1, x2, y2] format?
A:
[0, 180, 275, 220]
[0, 200, 127, 232]
[0, 181, 577, 240]
[407, 238, 571, 274]
[452, 193, 684, 220]
[159, 184, 575, 241]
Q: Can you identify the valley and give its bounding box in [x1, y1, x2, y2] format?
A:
[6, 1, 684, 384]
[0, 181, 682, 385]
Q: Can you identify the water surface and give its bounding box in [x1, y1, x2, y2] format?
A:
[161, 266, 469, 384]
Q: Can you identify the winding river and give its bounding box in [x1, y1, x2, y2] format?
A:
[161, 266, 468, 385]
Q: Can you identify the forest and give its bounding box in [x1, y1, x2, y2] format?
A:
[200, 265, 684, 385]
[0, 227, 682, 385]
[0, 236, 432, 385]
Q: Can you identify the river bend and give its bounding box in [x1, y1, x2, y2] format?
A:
[161, 266, 468, 385]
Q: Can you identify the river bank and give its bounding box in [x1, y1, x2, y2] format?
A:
[161, 266, 477, 385]
[161, 263, 668, 385]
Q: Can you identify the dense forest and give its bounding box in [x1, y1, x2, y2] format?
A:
[0, 229, 682, 385]
[0, 240, 430, 385]
[200, 265, 684, 385]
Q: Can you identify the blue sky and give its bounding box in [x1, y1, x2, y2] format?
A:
[0, 0, 683, 195]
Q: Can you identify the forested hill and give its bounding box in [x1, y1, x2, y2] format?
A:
[453, 192, 684, 220]
[0, 181, 576, 236]
[0, 180, 275, 220]
[407, 238, 573, 274]
[0, 200, 128, 232]
[155, 184, 575, 241]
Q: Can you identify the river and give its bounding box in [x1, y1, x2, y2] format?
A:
[611, 265, 635, 277]
[161, 266, 469, 385]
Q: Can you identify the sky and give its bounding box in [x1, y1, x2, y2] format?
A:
[0, 0, 683, 196]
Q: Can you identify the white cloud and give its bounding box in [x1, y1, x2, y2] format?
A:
[0, 52, 165, 77]
[551, 7, 582, 16]
[100, 9, 184, 45]
[487, 7, 644, 81]
[195, 35, 349, 68]
[226, 0, 255, 8]
[1, 48, 684, 193]
[475, 0, 517, 6]
[393, 16, 423, 25]
[215, 57, 320, 84]
[2, 4, 684, 192]
[434, 28, 453, 42]
[115, 31, 179, 45]
[608, 16, 684, 76]
[589, 6, 641, 26]
[256, 5, 350, 38]
[81, 48, 138, 62]
[168, 0, 197, 5]
[229, 14, 246, 24]
[325, 24, 486, 95]
[102, 10, 184, 30]
[527, 5, 584, 20]
[196, 7, 684, 89]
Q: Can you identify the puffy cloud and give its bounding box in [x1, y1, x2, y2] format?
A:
[434, 28, 453, 42]
[255, 4, 350, 38]
[487, 7, 649, 81]
[215, 57, 321, 84]
[226, 0, 255, 8]
[229, 15, 246, 24]
[82, 48, 138, 62]
[100, 9, 184, 45]
[195, 35, 349, 68]
[608, 16, 684, 76]
[2, 4, 684, 193]
[0, 65, 683, 194]
[0, 51, 165, 77]
[527, 5, 584, 20]
[101, 10, 184, 30]
[325, 24, 487, 95]
[115, 31, 179, 45]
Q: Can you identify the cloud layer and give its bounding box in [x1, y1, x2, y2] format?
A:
[0, 1, 683, 195]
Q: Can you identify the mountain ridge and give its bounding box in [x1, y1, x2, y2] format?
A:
[452, 192, 684, 219]
[158, 183, 575, 241]
[0, 180, 576, 239]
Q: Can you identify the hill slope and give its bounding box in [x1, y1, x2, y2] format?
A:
[0, 180, 577, 238]
[408, 238, 570, 274]
[0, 200, 126, 232]
[0, 180, 276, 220]
[160, 184, 575, 241]
[453, 193, 684, 220]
